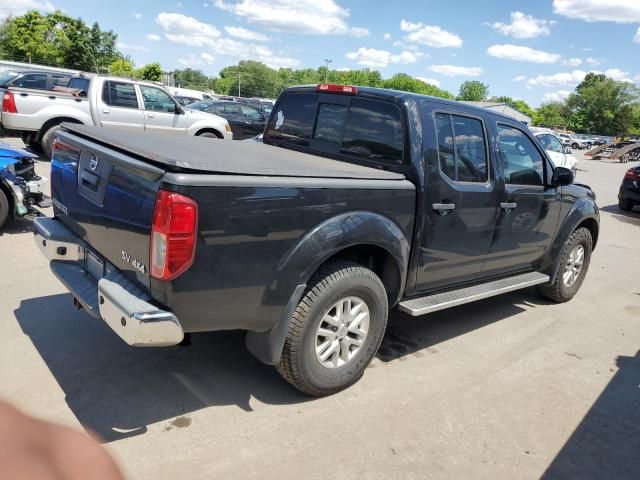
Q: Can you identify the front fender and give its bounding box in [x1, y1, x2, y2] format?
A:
[539, 196, 599, 281]
[246, 210, 411, 364]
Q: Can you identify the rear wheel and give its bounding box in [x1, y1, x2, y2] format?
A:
[0, 188, 10, 230]
[41, 124, 63, 160]
[537, 228, 592, 303]
[618, 197, 633, 211]
[276, 261, 388, 396]
[571, 143, 579, 150]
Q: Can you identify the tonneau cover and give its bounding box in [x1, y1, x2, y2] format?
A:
[61, 123, 405, 180]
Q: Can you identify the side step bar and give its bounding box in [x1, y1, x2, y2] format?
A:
[398, 272, 550, 316]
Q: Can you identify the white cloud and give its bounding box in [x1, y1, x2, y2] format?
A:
[582, 47, 592, 52]
[350, 27, 370, 38]
[634, 27, 640, 43]
[400, 20, 462, 48]
[117, 42, 150, 52]
[383, 33, 392, 40]
[429, 64, 484, 77]
[487, 44, 561, 64]
[0, 0, 54, 18]
[156, 12, 221, 47]
[527, 68, 633, 87]
[543, 90, 572, 102]
[224, 26, 269, 41]
[200, 52, 215, 63]
[553, 0, 640, 23]
[146, 34, 161, 42]
[214, 0, 367, 36]
[563, 57, 583, 66]
[585, 57, 600, 65]
[487, 11, 554, 39]
[157, 12, 298, 69]
[132, 12, 142, 20]
[416, 76, 440, 87]
[513, 75, 527, 82]
[345, 47, 421, 68]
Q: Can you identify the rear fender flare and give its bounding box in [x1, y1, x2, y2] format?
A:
[246, 211, 410, 365]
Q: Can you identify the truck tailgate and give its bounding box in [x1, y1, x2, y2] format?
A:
[51, 129, 163, 287]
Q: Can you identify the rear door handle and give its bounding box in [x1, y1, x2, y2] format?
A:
[147, 113, 155, 118]
[432, 203, 456, 216]
[501, 202, 518, 211]
[102, 109, 110, 114]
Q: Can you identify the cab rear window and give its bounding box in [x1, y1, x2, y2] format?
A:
[266, 92, 405, 166]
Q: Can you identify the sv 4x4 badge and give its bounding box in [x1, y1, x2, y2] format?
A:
[121, 250, 146, 274]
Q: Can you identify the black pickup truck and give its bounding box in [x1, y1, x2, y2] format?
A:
[35, 84, 599, 395]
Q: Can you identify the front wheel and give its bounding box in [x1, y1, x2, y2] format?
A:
[571, 143, 579, 150]
[196, 131, 220, 139]
[276, 261, 388, 396]
[537, 228, 592, 303]
[0, 188, 10, 230]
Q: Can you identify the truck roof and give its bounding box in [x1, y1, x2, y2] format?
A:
[283, 84, 523, 125]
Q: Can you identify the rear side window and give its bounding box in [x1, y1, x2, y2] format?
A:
[266, 93, 317, 145]
[435, 113, 488, 183]
[497, 124, 544, 186]
[102, 81, 139, 109]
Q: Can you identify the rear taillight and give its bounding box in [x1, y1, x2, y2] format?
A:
[2, 92, 17, 113]
[624, 169, 640, 180]
[316, 83, 357, 94]
[150, 190, 198, 281]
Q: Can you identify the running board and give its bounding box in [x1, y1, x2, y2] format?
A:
[398, 272, 550, 316]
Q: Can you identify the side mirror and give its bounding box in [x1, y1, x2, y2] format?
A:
[551, 166, 573, 186]
[174, 104, 184, 115]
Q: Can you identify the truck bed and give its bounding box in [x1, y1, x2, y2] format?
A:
[62, 123, 405, 180]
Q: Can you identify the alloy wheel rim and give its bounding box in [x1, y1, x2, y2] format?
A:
[315, 296, 370, 369]
[563, 244, 585, 287]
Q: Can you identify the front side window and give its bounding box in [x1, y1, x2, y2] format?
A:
[498, 125, 544, 186]
[435, 113, 488, 183]
[139, 85, 177, 112]
[102, 81, 139, 109]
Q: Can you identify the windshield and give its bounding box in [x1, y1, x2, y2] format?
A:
[0, 70, 19, 85]
[188, 101, 214, 111]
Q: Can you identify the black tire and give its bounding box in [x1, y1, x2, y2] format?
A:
[41, 124, 62, 160]
[276, 261, 388, 396]
[572, 143, 579, 150]
[536, 228, 592, 303]
[0, 188, 9, 230]
[618, 197, 633, 211]
[196, 131, 220, 138]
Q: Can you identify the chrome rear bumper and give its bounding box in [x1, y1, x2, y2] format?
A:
[33, 217, 184, 347]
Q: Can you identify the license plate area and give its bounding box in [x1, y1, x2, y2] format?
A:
[85, 249, 105, 280]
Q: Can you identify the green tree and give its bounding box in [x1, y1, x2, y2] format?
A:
[219, 60, 282, 97]
[382, 73, 453, 99]
[491, 96, 535, 118]
[109, 57, 134, 78]
[533, 102, 569, 128]
[174, 68, 211, 91]
[457, 81, 489, 101]
[134, 62, 162, 82]
[0, 10, 118, 71]
[564, 72, 639, 135]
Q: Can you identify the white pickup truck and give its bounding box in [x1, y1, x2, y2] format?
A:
[1, 75, 233, 158]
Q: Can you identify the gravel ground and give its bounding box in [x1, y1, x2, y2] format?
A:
[0, 140, 638, 480]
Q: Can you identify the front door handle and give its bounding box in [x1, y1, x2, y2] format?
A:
[501, 202, 518, 212]
[432, 203, 456, 216]
[147, 113, 155, 118]
[102, 108, 110, 114]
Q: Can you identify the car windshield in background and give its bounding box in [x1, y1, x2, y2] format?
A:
[0, 70, 19, 85]
[188, 101, 215, 111]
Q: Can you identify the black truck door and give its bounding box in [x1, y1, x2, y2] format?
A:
[415, 107, 500, 292]
[480, 122, 562, 276]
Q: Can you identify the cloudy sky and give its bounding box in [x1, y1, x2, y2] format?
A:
[2, 0, 640, 105]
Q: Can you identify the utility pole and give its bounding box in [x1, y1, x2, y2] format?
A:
[238, 72, 241, 97]
[323, 59, 332, 82]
